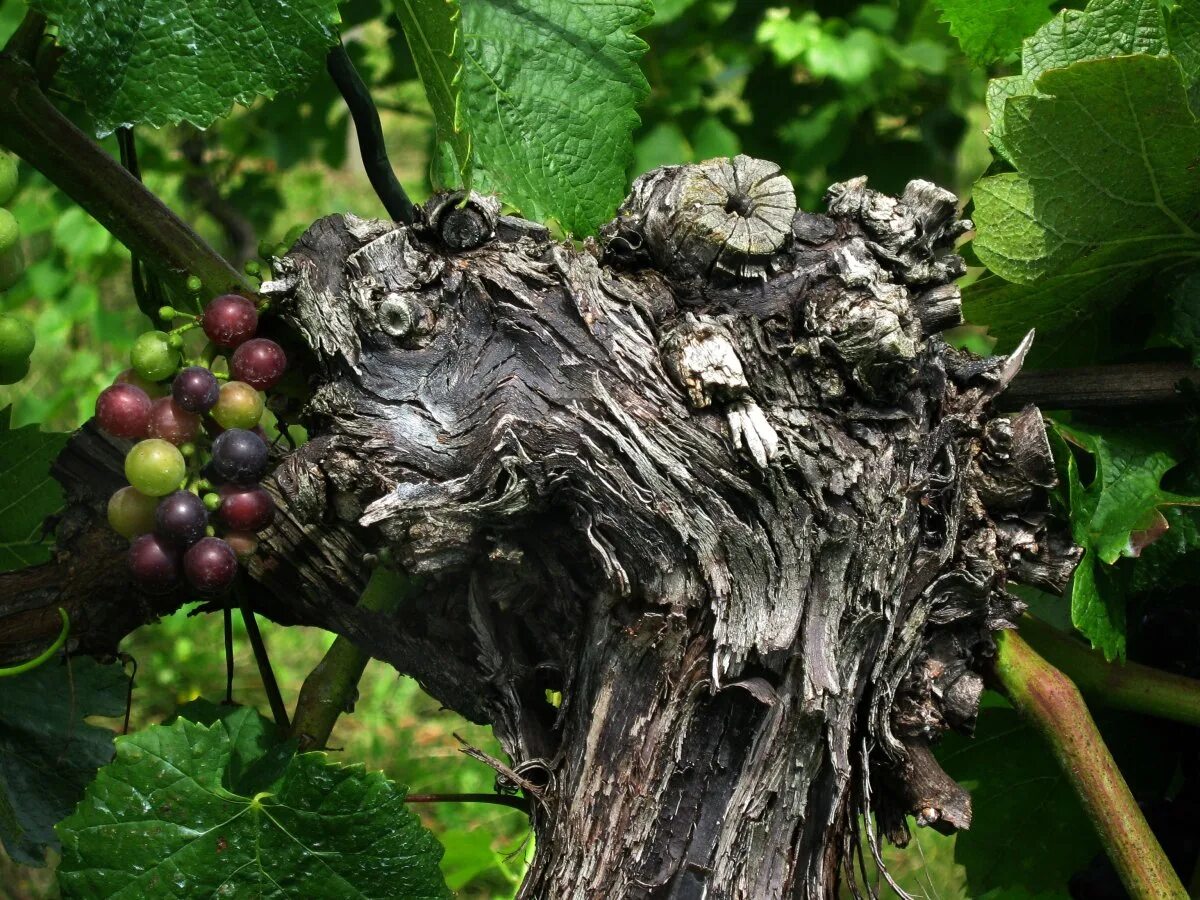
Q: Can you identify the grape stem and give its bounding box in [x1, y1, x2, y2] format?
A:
[0, 33, 249, 300]
[237, 593, 290, 730]
[1019, 614, 1200, 727]
[289, 566, 414, 751]
[0, 607, 68, 677]
[404, 793, 531, 813]
[993, 630, 1187, 899]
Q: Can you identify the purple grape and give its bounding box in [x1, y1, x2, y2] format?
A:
[155, 490, 208, 547]
[172, 366, 220, 413]
[148, 397, 200, 446]
[95, 383, 152, 439]
[230, 338, 286, 391]
[128, 533, 181, 593]
[202, 294, 257, 349]
[218, 484, 276, 532]
[210, 428, 269, 483]
[183, 537, 238, 595]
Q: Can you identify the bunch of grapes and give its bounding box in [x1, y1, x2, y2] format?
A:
[0, 150, 32, 386]
[99, 292, 288, 596]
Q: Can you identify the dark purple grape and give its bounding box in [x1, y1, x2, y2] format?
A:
[210, 428, 269, 483]
[172, 366, 220, 413]
[183, 537, 238, 595]
[128, 533, 181, 593]
[230, 338, 286, 390]
[218, 484, 276, 532]
[201, 294, 258, 349]
[95, 383, 151, 439]
[155, 490, 208, 547]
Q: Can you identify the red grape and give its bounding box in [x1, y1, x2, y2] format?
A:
[128, 533, 181, 593]
[172, 366, 220, 413]
[183, 537, 238, 595]
[202, 294, 258, 348]
[155, 490, 208, 546]
[211, 381, 263, 430]
[230, 338, 286, 390]
[210, 428, 269, 483]
[148, 397, 200, 446]
[218, 484, 275, 532]
[95, 383, 152, 439]
[115, 368, 167, 398]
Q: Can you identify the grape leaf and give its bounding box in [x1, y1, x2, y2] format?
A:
[0, 406, 68, 572]
[459, 0, 653, 234]
[390, 0, 472, 189]
[1054, 422, 1200, 659]
[934, 0, 1053, 66]
[0, 658, 127, 865]
[56, 715, 450, 898]
[1166, 270, 1200, 365]
[172, 700, 296, 795]
[34, 0, 342, 135]
[964, 54, 1200, 359]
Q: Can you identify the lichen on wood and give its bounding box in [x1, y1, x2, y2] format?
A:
[0, 155, 1080, 899]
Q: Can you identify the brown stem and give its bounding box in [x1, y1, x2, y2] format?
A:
[404, 793, 531, 813]
[993, 630, 1186, 900]
[1002, 362, 1198, 410]
[0, 54, 248, 300]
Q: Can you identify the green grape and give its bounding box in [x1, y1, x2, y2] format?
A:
[0, 209, 23, 291]
[106, 485, 158, 538]
[0, 151, 17, 206]
[124, 438, 186, 496]
[202, 492, 221, 511]
[0, 356, 30, 386]
[158, 305, 177, 321]
[167, 333, 184, 350]
[130, 331, 179, 382]
[211, 380, 264, 429]
[0, 315, 34, 366]
[186, 275, 203, 293]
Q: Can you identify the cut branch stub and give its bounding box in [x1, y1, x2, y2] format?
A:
[6, 155, 1081, 899]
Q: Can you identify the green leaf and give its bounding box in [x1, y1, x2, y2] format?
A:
[56, 716, 450, 898]
[650, 0, 701, 25]
[391, 0, 473, 189]
[965, 54, 1200, 358]
[34, 0, 342, 135]
[934, 0, 1053, 66]
[0, 658, 127, 865]
[459, 0, 653, 234]
[0, 406, 68, 572]
[1054, 421, 1200, 658]
[1166, 270, 1200, 365]
[173, 701, 295, 795]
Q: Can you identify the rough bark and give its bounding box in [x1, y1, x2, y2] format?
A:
[0, 156, 1080, 899]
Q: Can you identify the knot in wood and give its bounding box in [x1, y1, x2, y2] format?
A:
[421, 190, 500, 252]
[603, 154, 797, 281]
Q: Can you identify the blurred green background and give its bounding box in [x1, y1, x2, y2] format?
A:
[0, 0, 995, 896]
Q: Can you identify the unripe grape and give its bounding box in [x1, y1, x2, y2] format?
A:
[202, 492, 221, 511]
[172, 366, 220, 413]
[183, 537, 238, 595]
[186, 275, 203, 294]
[218, 484, 275, 532]
[155, 490, 208, 547]
[0, 315, 34, 366]
[95, 383, 152, 439]
[116, 368, 168, 398]
[0, 151, 17, 206]
[210, 428, 269, 484]
[158, 305, 177, 321]
[211, 380, 264, 430]
[130, 331, 179, 382]
[0, 209, 24, 291]
[128, 533, 181, 593]
[106, 486, 158, 539]
[224, 531, 259, 558]
[167, 333, 184, 350]
[148, 397, 200, 446]
[230, 338, 286, 391]
[0, 356, 30, 386]
[125, 438, 186, 496]
[201, 294, 257, 348]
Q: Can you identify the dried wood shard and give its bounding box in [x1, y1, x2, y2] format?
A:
[3, 156, 1081, 900]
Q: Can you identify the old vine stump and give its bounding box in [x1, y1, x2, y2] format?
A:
[0, 156, 1080, 899]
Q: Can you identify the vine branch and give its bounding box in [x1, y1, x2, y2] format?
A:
[326, 42, 415, 225]
[1003, 361, 1198, 410]
[1020, 614, 1200, 728]
[0, 51, 248, 300]
[993, 630, 1186, 899]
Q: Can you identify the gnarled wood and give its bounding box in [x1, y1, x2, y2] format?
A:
[0, 157, 1079, 899]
